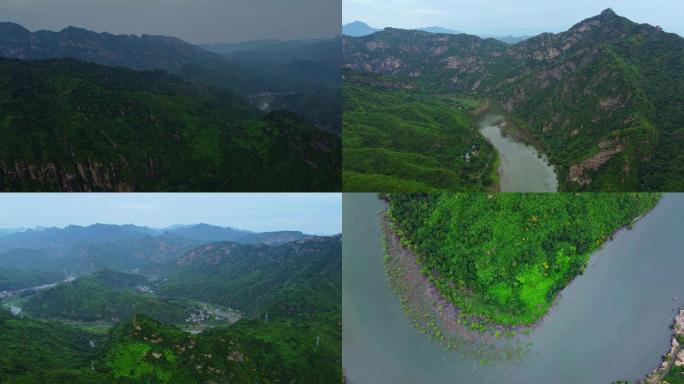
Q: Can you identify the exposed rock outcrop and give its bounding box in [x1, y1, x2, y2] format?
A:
[568, 137, 625, 186]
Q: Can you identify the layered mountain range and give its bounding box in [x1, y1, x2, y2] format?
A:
[0, 223, 310, 272]
[342, 21, 527, 43]
[0, 23, 341, 191]
[343, 9, 684, 191]
[0, 224, 341, 382]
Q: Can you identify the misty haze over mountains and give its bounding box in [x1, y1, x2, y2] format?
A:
[0, 223, 319, 273]
[342, 20, 530, 43]
[0, 21, 341, 191]
[0, 0, 340, 44]
[0, 220, 341, 381]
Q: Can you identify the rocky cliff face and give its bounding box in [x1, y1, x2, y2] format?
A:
[343, 9, 683, 191]
[0, 159, 139, 192]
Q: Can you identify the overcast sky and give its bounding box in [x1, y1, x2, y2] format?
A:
[0, 0, 340, 44]
[343, 0, 684, 36]
[0, 194, 341, 235]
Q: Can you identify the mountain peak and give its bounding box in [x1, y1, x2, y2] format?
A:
[342, 21, 381, 37]
[61, 26, 91, 34]
[600, 8, 616, 16]
[0, 22, 30, 36]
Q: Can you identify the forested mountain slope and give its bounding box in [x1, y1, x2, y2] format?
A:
[103, 313, 340, 383]
[23, 270, 190, 323]
[0, 268, 64, 290]
[343, 73, 497, 191]
[158, 235, 342, 318]
[0, 22, 342, 133]
[0, 233, 342, 382]
[0, 309, 340, 383]
[0, 58, 340, 191]
[344, 9, 684, 191]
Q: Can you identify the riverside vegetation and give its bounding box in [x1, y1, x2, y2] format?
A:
[344, 9, 684, 191]
[385, 193, 660, 328]
[343, 73, 497, 191]
[0, 224, 341, 383]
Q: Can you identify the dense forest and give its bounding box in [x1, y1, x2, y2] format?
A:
[0, 268, 64, 290]
[0, 310, 340, 383]
[343, 9, 684, 191]
[158, 236, 342, 318]
[386, 193, 660, 325]
[343, 73, 497, 191]
[0, 58, 340, 191]
[0, 226, 341, 382]
[0, 22, 341, 191]
[23, 270, 191, 323]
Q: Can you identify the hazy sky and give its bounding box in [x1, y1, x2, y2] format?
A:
[343, 0, 684, 36]
[0, 0, 340, 44]
[0, 194, 341, 235]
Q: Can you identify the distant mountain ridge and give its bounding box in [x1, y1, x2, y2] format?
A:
[0, 223, 317, 272]
[417, 26, 460, 34]
[342, 20, 526, 43]
[0, 223, 312, 250]
[0, 21, 222, 73]
[342, 21, 381, 37]
[0, 21, 339, 96]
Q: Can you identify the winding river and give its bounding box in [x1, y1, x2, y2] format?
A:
[478, 112, 558, 192]
[343, 193, 684, 383]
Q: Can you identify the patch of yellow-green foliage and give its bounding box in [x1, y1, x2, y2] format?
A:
[388, 193, 660, 325]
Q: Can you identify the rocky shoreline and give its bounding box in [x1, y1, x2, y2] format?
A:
[379, 208, 531, 362]
[645, 308, 684, 383]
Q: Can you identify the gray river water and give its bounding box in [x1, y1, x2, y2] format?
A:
[479, 113, 558, 192]
[343, 193, 684, 384]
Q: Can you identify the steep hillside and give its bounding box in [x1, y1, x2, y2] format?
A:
[100, 313, 340, 383]
[201, 37, 342, 133]
[0, 248, 69, 271]
[343, 9, 684, 191]
[0, 309, 105, 383]
[158, 235, 342, 318]
[0, 309, 341, 383]
[23, 270, 191, 323]
[0, 268, 64, 290]
[0, 58, 340, 191]
[78, 233, 203, 272]
[343, 73, 497, 191]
